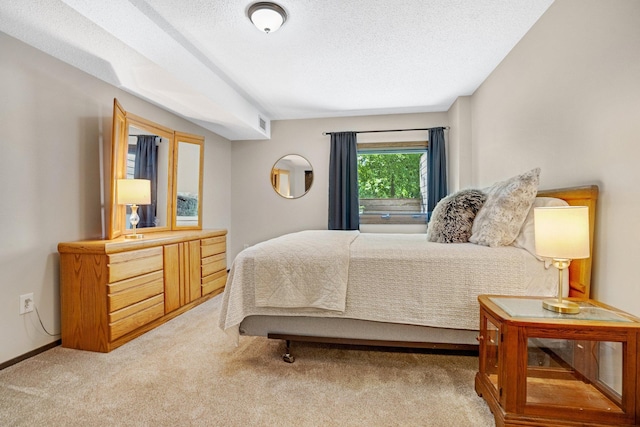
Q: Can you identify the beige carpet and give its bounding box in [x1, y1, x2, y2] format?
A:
[0, 295, 495, 426]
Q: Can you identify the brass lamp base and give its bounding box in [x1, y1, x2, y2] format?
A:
[542, 298, 580, 314]
[124, 233, 144, 239]
[542, 258, 580, 314]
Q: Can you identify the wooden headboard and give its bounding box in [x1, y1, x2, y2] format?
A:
[536, 185, 599, 300]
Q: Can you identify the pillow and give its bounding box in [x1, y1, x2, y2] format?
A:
[469, 168, 541, 247]
[512, 197, 569, 260]
[426, 189, 487, 243]
[177, 192, 199, 216]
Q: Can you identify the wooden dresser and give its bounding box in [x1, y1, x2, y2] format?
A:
[58, 229, 227, 352]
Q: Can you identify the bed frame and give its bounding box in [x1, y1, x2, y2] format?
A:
[240, 185, 599, 362]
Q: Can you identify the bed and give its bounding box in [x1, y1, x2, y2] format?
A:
[219, 182, 598, 362]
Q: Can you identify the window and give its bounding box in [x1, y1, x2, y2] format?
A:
[357, 141, 428, 224]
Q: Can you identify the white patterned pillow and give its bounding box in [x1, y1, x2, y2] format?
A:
[469, 168, 541, 247]
[426, 189, 487, 243]
[512, 197, 569, 259]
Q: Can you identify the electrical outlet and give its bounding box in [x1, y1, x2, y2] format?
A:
[20, 293, 34, 315]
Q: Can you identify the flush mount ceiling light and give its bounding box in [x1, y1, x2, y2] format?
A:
[247, 2, 287, 34]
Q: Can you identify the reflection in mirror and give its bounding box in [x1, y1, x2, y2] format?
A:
[173, 133, 204, 229]
[119, 117, 173, 236]
[271, 154, 313, 199]
[126, 125, 171, 229]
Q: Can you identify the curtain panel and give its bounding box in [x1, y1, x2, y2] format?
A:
[134, 135, 158, 228]
[427, 127, 447, 213]
[328, 131, 359, 230]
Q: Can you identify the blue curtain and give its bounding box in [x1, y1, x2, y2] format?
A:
[134, 136, 158, 228]
[427, 127, 447, 213]
[328, 132, 359, 230]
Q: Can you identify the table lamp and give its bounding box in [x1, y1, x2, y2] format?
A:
[534, 206, 590, 314]
[117, 179, 151, 239]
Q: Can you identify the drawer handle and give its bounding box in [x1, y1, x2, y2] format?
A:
[476, 335, 484, 341]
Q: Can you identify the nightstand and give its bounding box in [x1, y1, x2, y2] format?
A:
[476, 295, 640, 427]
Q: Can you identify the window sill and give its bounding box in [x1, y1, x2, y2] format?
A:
[359, 213, 427, 225]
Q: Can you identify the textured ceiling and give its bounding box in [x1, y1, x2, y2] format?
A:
[0, 0, 554, 139]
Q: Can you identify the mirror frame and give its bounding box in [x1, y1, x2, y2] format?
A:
[109, 99, 204, 239]
[109, 99, 127, 239]
[270, 154, 313, 199]
[172, 132, 204, 230]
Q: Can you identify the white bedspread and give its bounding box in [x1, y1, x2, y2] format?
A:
[218, 232, 559, 333]
[253, 230, 359, 311]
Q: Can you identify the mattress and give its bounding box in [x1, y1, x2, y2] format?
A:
[219, 232, 561, 334]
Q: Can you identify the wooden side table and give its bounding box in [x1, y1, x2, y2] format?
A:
[476, 295, 640, 427]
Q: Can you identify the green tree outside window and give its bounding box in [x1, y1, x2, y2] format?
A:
[357, 153, 421, 199]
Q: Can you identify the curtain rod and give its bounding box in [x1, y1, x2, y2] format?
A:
[322, 126, 449, 136]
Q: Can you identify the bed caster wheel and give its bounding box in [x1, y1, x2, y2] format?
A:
[282, 340, 295, 363]
[282, 353, 295, 363]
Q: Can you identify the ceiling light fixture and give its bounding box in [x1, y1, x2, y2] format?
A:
[247, 2, 287, 34]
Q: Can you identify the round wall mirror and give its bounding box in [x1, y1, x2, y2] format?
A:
[271, 154, 313, 199]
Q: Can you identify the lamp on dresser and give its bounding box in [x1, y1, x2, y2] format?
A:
[534, 205, 590, 314]
[117, 179, 151, 239]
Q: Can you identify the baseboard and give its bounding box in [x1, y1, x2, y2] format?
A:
[0, 339, 61, 371]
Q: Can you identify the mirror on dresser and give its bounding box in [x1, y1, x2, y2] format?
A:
[108, 99, 204, 239]
[173, 132, 204, 230]
[270, 154, 313, 199]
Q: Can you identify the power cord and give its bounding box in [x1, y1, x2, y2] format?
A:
[33, 305, 60, 337]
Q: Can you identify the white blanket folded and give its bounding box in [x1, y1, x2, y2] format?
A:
[253, 230, 359, 311]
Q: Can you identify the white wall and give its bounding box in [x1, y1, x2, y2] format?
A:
[0, 32, 231, 365]
[230, 112, 448, 261]
[447, 96, 473, 192]
[469, 0, 640, 316]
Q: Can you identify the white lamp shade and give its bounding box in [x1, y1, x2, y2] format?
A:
[117, 179, 151, 205]
[534, 206, 590, 259]
[249, 3, 286, 33]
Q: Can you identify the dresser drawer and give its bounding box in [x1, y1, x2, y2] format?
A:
[201, 236, 226, 257]
[108, 247, 163, 283]
[109, 293, 164, 324]
[202, 269, 227, 295]
[202, 252, 226, 276]
[109, 297, 164, 341]
[108, 271, 164, 312]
